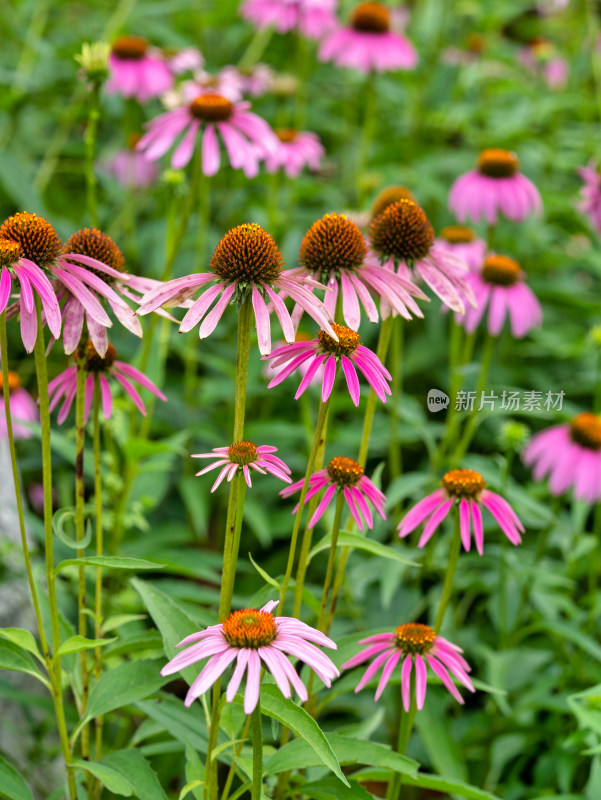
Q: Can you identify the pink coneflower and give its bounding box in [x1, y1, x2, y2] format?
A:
[342, 623, 475, 709]
[265, 129, 325, 178]
[263, 332, 325, 387]
[290, 213, 427, 330]
[577, 160, 601, 233]
[104, 133, 159, 188]
[368, 200, 475, 314]
[264, 323, 391, 405]
[48, 342, 166, 424]
[0, 215, 63, 352]
[455, 255, 542, 338]
[518, 38, 568, 90]
[0, 371, 38, 440]
[107, 36, 174, 103]
[436, 226, 486, 273]
[138, 224, 335, 355]
[164, 47, 204, 75]
[160, 600, 339, 713]
[137, 92, 276, 175]
[449, 149, 543, 225]
[319, 2, 417, 74]
[220, 64, 275, 97]
[192, 440, 292, 490]
[280, 455, 386, 531]
[398, 468, 524, 555]
[523, 413, 601, 503]
[240, 0, 338, 39]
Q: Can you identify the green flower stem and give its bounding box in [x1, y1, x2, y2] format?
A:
[356, 72, 377, 205]
[219, 715, 252, 800]
[84, 83, 101, 227]
[432, 319, 468, 471]
[451, 332, 496, 467]
[386, 695, 417, 800]
[388, 316, 403, 507]
[433, 512, 461, 632]
[238, 26, 274, 70]
[33, 301, 77, 800]
[294, 33, 309, 130]
[279, 395, 332, 614]
[93, 377, 104, 763]
[251, 701, 264, 800]
[220, 476, 248, 621]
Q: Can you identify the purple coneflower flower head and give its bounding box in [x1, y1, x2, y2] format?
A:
[523, 412, 601, 503]
[192, 440, 292, 491]
[280, 455, 386, 531]
[290, 213, 427, 330]
[518, 38, 568, 90]
[48, 341, 166, 424]
[398, 469, 524, 555]
[319, 2, 418, 74]
[449, 149, 542, 225]
[137, 92, 276, 175]
[435, 226, 486, 273]
[368, 199, 475, 314]
[240, 0, 338, 39]
[161, 600, 339, 713]
[0, 214, 63, 352]
[577, 160, 601, 233]
[0, 371, 38, 440]
[264, 323, 391, 406]
[219, 64, 275, 98]
[106, 36, 173, 102]
[342, 623, 475, 709]
[164, 46, 204, 75]
[263, 333, 325, 387]
[455, 255, 542, 338]
[138, 224, 335, 354]
[103, 133, 159, 188]
[264, 129, 325, 178]
[371, 185, 416, 220]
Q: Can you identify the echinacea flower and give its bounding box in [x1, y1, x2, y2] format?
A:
[368, 199, 475, 314]
[192, 440, 292, 490]
[455, 254, 542, 338]
[240, 0, 338, 39]
[290, 212, 427, 330]
[319, 2, 417, 74]
[523, 412, 601, 503]
[398, 468, 524, 555]
[280, 455, 386, 531]
[371, 185, 416, 221]
[138, 224, 336, 354]
[164, 46, 204, 75]
[263, 333, 325, 386]
[449, 149, 543, 225]
[518, 38, 568, 90]
[265, 129, 325, 178]
[106, 36, 173, 102]
[264, 323, 391, 405]
[137, 92, 276, 175]
[342, 623, 475, 709]
[0, 371, 38, 440]
[103, 133, 159, 188]
[435, 226, 486, 273]
[0, 216, 63, 352]
[47, 341, 166, 424]
[160, 600, 339, 713]
[577, 160, 601, 233]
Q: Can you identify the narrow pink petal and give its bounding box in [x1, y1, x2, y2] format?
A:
[252, 286, 271, 355]
[244, 650, 261, 714]
[414, 653, 427, 710]
[470, 499, 484, 556]
[374, 650, 402, 701]
[401, 655, 412, 712]
[341, 356, 360, 406]
[198, 284, 235, 339]
[321, 355, 336, 402]
[417, 498, 454, 548]
[459, 498, 471, 552]
[307, 483, 337, 528]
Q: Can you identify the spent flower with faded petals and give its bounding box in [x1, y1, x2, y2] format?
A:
[192, 441, 292, 491]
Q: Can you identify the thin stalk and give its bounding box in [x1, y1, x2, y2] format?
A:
[220, 716, 252, 800]
[84, 83, 101, 227]
[238, 26, 273, 70]
[388, 316, 403, 500]
[385, 695, 417, 800]
[93, 377, 104, 764]
[433, 320, 469, 471]
[434, 513, 461, 632]
[251, 702, 263, 800]
[220, 476, 248, 621]
[356, 72, 377, 205]
[279, 396, 332, 614]
[294, 33, 309, 130]
[33, 301, 77, 800]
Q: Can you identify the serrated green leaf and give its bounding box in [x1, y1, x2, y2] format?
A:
[308, 532, 420, 568]
[56, 635, 117, 656]
[0, 755, 34, 800]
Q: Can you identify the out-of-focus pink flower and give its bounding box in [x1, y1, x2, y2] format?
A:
[264, 323, 391, 406]
[137, 93, 277, 175]
[577, 160, 601, 233]
[0, 371, 37, 439]
[164, 47, 204, 75]
[455, 254, 542, 339]
[523, 412, 601, 503]
[161, 599, 339, 713]
[368, 200, 474, 314]
[221, 64, 275, 97]
[107, 36, 173, 103]
[265, 129, 325, 177]
[449, 149, 542, 225]
[104, 133, 159, 188]
[436, 226, 486, 273]
[138, 224, 336, 354]
[240, 0, 338, 39]
[280, 455, 386, 531]
[48, 342, 166, 424]
[319, 2, 417, 74]
[398, 468, 524, 555]
[192, 441, 292, 491]
[518, 39, 568, 90]
[442, 33, 487, 66]
[343, 624, 475, 709]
